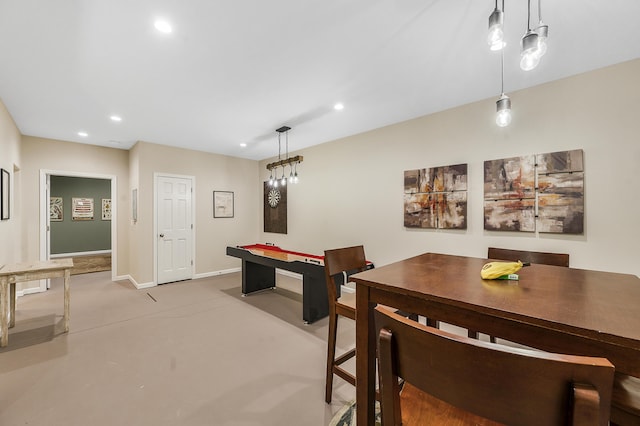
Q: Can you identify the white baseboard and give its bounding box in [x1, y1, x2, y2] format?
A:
[125, 275, 155, 289]
[276, 269, 303, 280]
[193, 267, 241, 279]
[50, 250, 112, 258]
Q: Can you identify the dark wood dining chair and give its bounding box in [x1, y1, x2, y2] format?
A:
[469, 247, 571, 343]
[488, 246, 570, 267]
[611, 373, 640, 426]
[323, 245, 367, 403]
[375, 307, 614, 426]
[323, 245, 421, 403]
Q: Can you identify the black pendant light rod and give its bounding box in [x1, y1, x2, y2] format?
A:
[267, 126, 302, 171]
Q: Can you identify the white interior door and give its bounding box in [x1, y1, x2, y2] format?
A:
[156, 175, 193, 284]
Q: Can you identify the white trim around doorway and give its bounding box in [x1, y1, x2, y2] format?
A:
[39, 169, 118, 293]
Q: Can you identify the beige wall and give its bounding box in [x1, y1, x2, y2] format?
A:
[20, 136, 130, 287]
[5, 59, 640, 290]
[0, 98, 22, 265]
[14, 136, 260, 290]
[129, 141, 260, 285]
[259, 59, 640, 277]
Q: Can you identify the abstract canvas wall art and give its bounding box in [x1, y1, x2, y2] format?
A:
[536, 149, 584, 234]
[484, 198, 536, 232]
[439, 191, 467, 229]
[484, 155, 535, 200]
[484, 149, 584, 234]
[537, 149, 583, 175]
[483, 155, 536, 232]
[404, 163, 467, 229]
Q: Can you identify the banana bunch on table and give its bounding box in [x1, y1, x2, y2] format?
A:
[481, 260, 525, 280]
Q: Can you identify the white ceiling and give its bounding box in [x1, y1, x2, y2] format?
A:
[1, 1, 639, 161]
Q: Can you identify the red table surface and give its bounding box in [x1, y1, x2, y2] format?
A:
[241, 244, 324, 261]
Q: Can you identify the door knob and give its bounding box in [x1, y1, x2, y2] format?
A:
[159, 234, 164, 238]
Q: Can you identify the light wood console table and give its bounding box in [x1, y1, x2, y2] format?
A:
[0, 258, 73, 347]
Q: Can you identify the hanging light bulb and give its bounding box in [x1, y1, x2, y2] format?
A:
[520, 30, 540, 70]
[289, 166, 294, 184]
[520, 0, 540, 71]
[281, 167, 287, 186]
[535, 22, 548, 58]
[495, 48, 511, 127]
[487, 1, 505, 51]
[293, 162, 299, 184]
[268, 168, 274, 187]
[496, 94, 512, 127]
[533, 0, 548, 59]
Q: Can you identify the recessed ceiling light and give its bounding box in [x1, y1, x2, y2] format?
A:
[77, 131, 88, 137]
[334, 103, 344, 111]
[240, 143, 247, 148]
[154, 19, 172, 34]
[110, 115, 122, 122]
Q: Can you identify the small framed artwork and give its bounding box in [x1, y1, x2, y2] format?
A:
[102, 198, 112, 220]
[213, 191, 234, 218]
[1, 168, 10, 220]
[72, 197, 94, 220]
[50, 196, 63, 221]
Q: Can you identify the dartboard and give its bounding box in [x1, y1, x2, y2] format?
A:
[268, 188, 281, 208]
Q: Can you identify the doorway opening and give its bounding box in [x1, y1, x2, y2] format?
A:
[39, 170, 117, 292]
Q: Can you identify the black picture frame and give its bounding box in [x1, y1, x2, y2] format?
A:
[213, 191, 234, 218]
[1, 168, 9, 220]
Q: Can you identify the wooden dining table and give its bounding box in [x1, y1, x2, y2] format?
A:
[351, 252, 640, 425]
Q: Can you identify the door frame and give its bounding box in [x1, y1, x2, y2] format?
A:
[39, 169, 117, 292]
[153, 172, 196, 285]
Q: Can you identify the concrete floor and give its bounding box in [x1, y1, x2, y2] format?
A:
[0, 271, 357, 425]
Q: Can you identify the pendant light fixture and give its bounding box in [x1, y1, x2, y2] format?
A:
[487, 0, 505, 51]
[487, 0, 549, 123]
[520, 0, 540, 71]
[535, 0, 548, 58]
[496, 49, 511, 127]
[267, 126, 303, 187]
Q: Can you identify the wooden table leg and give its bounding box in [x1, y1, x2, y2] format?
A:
[9, 282, 16, 327]
[63, 268, 70, 332]
[356, 284, 376, 426]
[1, 278, 8, 347]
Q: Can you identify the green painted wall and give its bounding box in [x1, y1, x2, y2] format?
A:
[50, 176, 111, 254]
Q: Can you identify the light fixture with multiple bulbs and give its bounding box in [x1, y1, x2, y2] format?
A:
[267, 126, 302, 187]
[489, 0, 549, 126]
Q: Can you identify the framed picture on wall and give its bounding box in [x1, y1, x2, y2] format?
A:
[1, 168, 10, 220]
[102, 198, 112, 220]
[50, 196, 63, 221]
[72, 197, 94, 220]
[213, 191, 234, 218]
